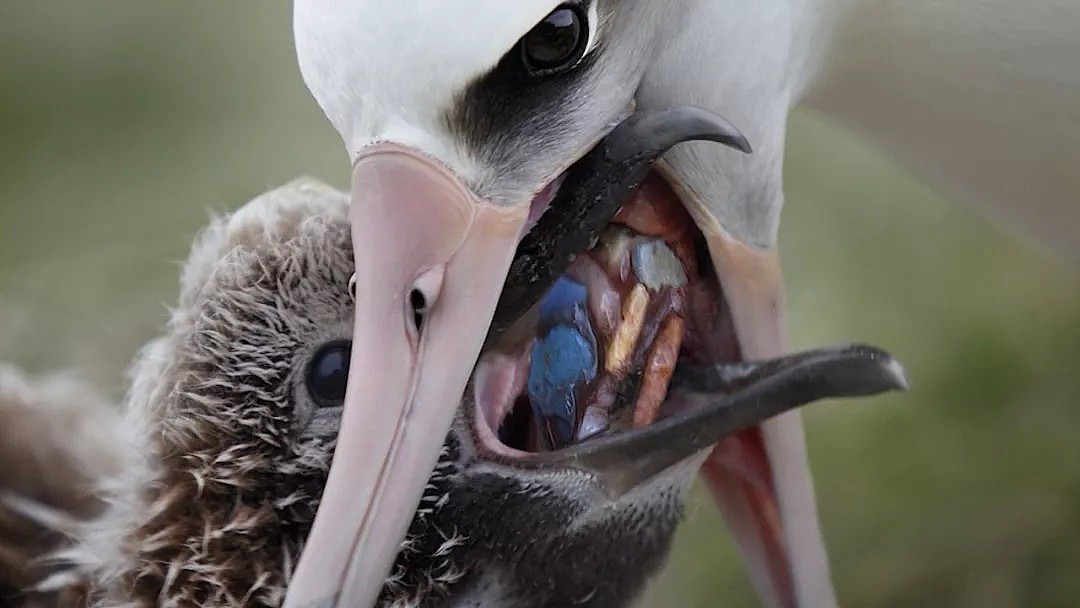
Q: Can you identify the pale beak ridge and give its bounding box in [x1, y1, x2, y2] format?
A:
[701, 224, 835, 608]
[284, 145, 527, 608]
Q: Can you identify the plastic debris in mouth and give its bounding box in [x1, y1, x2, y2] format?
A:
[576, 229, 691, 441]
[526, 277, 598, 450]
[631, 239, 688, 292]
[487, 201, 706, 453]
[471, 171, 747, 455]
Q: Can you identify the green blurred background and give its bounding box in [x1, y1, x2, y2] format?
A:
[2, 3, 1078, 606]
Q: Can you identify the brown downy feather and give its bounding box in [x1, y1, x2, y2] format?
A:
[47, 179, 354, 607]
[2, 179, 449, 607]
[0, 364, 122, 607]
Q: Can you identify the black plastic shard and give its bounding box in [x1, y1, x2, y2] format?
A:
[489, 107, 751, 338]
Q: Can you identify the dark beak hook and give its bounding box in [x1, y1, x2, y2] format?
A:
[490, 107, 751, 337]
[525, 343, 909, 498]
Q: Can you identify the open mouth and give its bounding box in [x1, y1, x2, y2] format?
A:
[285, 107, 908, 608]
[462, 110, 907, 606]
[474, 169, 740, 458]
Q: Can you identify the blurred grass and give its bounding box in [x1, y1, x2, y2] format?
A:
[1, 3, 1078, 607]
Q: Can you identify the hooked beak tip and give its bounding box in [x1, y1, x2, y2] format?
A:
[731, 133, 753, 155]
[882, 354, 911, 392]
[841, 343, 910, 394]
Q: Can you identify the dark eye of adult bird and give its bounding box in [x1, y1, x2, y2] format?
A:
[306, 340, 351, 407]
[520, 4, 587, 74]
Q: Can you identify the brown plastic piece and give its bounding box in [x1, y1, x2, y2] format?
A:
[632, 315, 685, 429]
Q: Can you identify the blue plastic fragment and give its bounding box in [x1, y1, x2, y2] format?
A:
[527, 277, 597, 447]
[537, 275, 590, 329]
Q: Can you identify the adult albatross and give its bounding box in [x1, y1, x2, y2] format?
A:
[0, 180, 904, 607]
[286, 1, 1079, 607]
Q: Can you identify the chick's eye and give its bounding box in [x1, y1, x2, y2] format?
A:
[521, 5, 587, 74]
[306, 340, 351, 407]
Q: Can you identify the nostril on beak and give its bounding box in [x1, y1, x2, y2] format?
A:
[409, 288, 427, 334]
[408, 266, 444, 337]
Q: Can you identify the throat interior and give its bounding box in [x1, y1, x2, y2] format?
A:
[477, 171, 739, 455]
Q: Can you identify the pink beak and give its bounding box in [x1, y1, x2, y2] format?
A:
[285, 144, 528, 607]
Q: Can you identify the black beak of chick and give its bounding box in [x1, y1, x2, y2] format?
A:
[484, 106, 909, 498]
[528, 343, 909, 498]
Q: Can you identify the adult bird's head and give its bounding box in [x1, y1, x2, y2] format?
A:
[288, 2, 882, 606]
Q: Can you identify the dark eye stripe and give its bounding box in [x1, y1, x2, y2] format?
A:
[442, 7, 599, 192]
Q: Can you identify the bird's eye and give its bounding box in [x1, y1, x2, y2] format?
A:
[520, 4, 588, 75]
[306, 340, 351, 407]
